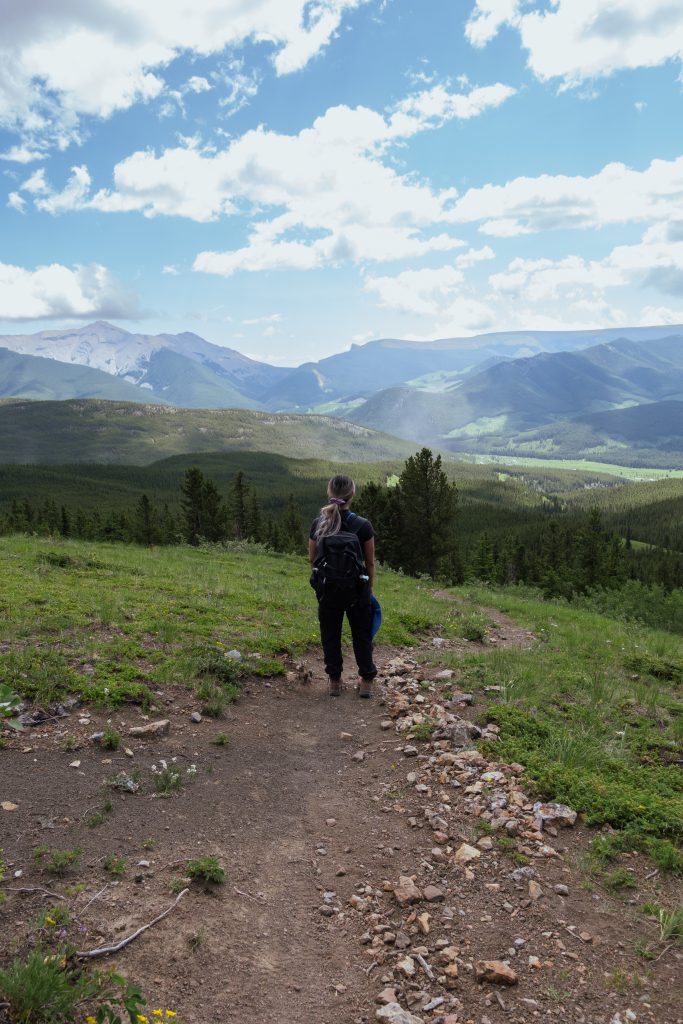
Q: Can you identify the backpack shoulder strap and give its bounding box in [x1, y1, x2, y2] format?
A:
[342, 511, 363, 536]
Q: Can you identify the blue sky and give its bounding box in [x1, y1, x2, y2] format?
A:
[1, 0, 682, 364]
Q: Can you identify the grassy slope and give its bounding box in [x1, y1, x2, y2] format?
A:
[1, 535, 681, 870]
[0, 399, 417, 465]
[431, 585, 683, 869]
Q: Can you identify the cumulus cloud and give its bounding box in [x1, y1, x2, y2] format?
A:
[465, 0, 683, 85]
[22, 81, 514, 273]
[7, 191, 26, 213]
[452, 154, 683, 236]
[490, 225, 683, 304]
[1, 0, 368, 151]
[0, 261, 141, 320]
[364, 248, 497, 332]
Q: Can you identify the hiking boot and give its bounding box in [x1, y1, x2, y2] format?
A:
[358, 677, 373, 699]
[328, 676, 342, 697]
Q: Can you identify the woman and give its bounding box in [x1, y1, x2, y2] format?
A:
[309, 474, 377, 697]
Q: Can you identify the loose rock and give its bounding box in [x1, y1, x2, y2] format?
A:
[474, 961, 518, 986]
[129, 719, 170, 738]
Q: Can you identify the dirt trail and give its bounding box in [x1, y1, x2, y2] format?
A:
[1, 615, 682, 1024]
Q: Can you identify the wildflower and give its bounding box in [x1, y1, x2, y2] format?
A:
[152, 1012, 163, 1018]
[45, 916, 56, 925]
[166, 1013, 177, 1019]
[137, 1016, 149, 1024]
[86, 1017, 97, 1024]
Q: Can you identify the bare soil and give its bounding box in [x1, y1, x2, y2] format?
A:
[1, 623, 682, 1024]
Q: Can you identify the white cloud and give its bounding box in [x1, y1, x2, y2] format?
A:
[452, 154, 683, 236]
[7, 191, 26, 213]
[0, 261, 140, 320]
[364, 248, 496, 330]
[162, 264, 179, 275]
[185, 76, 211, 94]
[214, 59, 262, 117]
[24, 81, 514, 273]
[490, 226, 683, 304]
[466, 1, 683, 85]
[242, 313, 284, 325]
[0, 145, 44, 163]
[1, 0, 368, 151]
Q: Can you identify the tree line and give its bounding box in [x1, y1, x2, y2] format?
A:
[2, 448, 682, 596]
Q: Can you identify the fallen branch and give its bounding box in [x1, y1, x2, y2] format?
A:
[653, 943, 673, 963]
[416, 953, 434, 980]
[233, 886, 267, 905]
[75, 888, 188, 960]
[0, 886, 65, 900]
[77, 884, 110, 918]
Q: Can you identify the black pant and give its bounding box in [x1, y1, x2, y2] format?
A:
[318, 599, 377, 681]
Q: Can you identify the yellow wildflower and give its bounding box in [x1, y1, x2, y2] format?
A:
[166, 1013, 177, 1019]
[86, 1017, 97, 1024]
[137, 1017, 149, 1024]
[153, 1013, 163, 1019]
[45, 917, 56, 925]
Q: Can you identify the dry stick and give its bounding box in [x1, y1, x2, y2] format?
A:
[416, 953, 434, 980]
[653, 943, 674, 963]
[77, 883, 110, 918]
[75, 888, 188, 960]
[233, 885, 267, 905]
[0, 886, 65, 900]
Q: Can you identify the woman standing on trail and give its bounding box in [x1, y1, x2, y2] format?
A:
[309, 475, 377, 698]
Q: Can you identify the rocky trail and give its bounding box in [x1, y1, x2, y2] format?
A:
[1, 617, 682, 1024]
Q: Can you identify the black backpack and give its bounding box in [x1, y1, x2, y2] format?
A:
[311, 513, 368, 608]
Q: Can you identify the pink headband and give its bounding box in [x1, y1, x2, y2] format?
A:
[329, 496, 348, 506]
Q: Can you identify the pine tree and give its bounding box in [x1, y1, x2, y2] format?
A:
[180, 467, 205, 545]
[60, 506, 71, 537]
[282, 494, 305, 553]
[227, 471, 249, 540]
[394, 448, 458, 577]
[134, 494, 159, 546]
[201, 479, 225, 542]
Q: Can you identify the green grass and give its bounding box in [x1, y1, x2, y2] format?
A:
[0, 534, 470, 708]
[460, 454, 683, 480]
[429, 584, 683, 872]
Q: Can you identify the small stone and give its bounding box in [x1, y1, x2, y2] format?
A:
[352, 750, 366, 763]
[380, 720, 392, 731]
[477, 836, 493, 850]
[393, 875, 422, 906]
[533, 801, 577, 829]
[190, 711, 202, 723]
[403, 745, 419, 757]
[326, 817, 337, 826]
[319, 905, 335, 917]
[226, 649, 242, 660]
[423, 885, 444, 902]
[1, 801, 18, 812]
[335, 867, 346, 876]
[554, 884, 570, 896]
[68, 760, 81, 768]
[376, 987, 398, 1005]
[453, 843, 480, 865]
[434, 669, 454, 679]
[137, 859, 150, 868]
[89, 732, 105, 744]
[129, 719, 170, 738]
[474, 960, 518, 986]
[396, 956, 416, 978]
[340, 731, 353, 740]
[528, 955, 542, 968]
[528, 881, 543, 901]
[417, 912, 431, 935]
[375, 1003, 423, 1024]
[579, 931, 593, 943]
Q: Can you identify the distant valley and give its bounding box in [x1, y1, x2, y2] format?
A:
[0, 319, 681, 467]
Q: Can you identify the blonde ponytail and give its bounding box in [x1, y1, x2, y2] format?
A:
[315, 474, 355, 540]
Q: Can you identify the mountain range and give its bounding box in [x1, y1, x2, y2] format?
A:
[1, 320, 682, 465]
